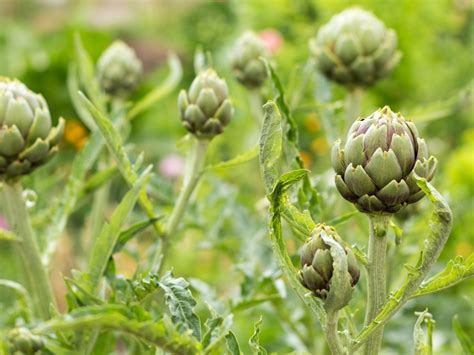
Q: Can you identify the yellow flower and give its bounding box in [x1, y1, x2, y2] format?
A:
[64, 119, 88, 150]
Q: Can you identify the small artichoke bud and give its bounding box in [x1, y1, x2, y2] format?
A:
[0, 78, 65, 180]
[309, 8, 401, 87]
[299, 225, 360, 306]
[178, 69, 234, 139]
[231, 31, 270, 89]
[97, 40, 143, 98]
[8, 327, 44, 355]
[332, 106, 437, 214]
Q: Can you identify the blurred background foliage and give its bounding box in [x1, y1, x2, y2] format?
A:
[0, 0, 472, 353]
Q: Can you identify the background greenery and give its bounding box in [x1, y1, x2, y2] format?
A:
[0, 0, 472, 353]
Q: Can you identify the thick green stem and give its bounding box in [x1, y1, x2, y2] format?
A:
[156, 139, 209, 271]
[325, 309, 345, 355]
[345, 87, 362, 124]
[0, 182, 55, 320]
[363, 214, 390, 355]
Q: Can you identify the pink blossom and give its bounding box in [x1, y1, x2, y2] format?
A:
[159, 154, 185, 179]
[0, 215, 8, 230]
[259, 29, 283, 54]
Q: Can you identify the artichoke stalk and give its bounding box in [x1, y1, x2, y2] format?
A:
[97, 40, 143, 98]
[231, 31, 270, 89]
[299, 224, 360, 300]
[0, 78, 64, 180]
[310, 8, 401, 87]
[332, 106, 437, 214]
[178, 69, 234, 139]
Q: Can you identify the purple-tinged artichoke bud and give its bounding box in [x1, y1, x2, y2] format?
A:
[178, 69, 234, 139]
[309, 8, 401, 87]
[97, 40, 143, 98]
[231, 31, 270, 89]
[8, 327, 44, 355]
[332, 106, 437, 214]
[0, 78, 64, 180]
[299, 225, 360, 303]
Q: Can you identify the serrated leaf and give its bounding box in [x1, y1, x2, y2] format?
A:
[259, 101, 283, 192]
[158, 272, 202, 340]
[249, 317, 267, 355]
[87, 167, 152, 293]
[410, 254, 474, 298]
[127, 53, 182, 120]
[78, 92, 165, 237]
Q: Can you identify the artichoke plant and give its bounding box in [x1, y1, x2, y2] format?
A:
[299, 225, 360, 300]
[309, 8, 401, 87]
[0, 78, 64, 180]
[8, 327, 43, 355]
[97, 40, 143, 98]
[231, 31, 270, 89]
[178, 69, 234, 139]
[332, 106, 437, 214]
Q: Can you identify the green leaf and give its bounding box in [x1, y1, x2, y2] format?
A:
[78, 92, 165, 237]
[452, 315, 474, 354]
[127, 53, 182, 120]
[158, 272, 202, 341]
[67, 64, 96, 130]
[225, 331, 241, 355]
[327, 211, 358, 227]
[114, 218, 162, 253]
[0, 279, 33, 322]
[205, 145, 258, 171]
[87, 167, 152, 293]
[231, 294, 281, 313]
[32, 305, 201, 355]
[410, 254, 474, 298]
[413, 310, 434, 355]
[249, 317, 267, 355]
[259, 101, 283, 192]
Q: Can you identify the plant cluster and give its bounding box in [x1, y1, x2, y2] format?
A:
[0, 5, 472, 355]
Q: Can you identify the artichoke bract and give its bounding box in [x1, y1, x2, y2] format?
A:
[332, 106, 437, 214]
[231, 31, 270, 89]
[8, 327, 44, 355]
[97, 40, 143, 98]
[0, 79, 64, 180]
[299, 225, 360, 300]
[178, 69, 234, 139]
[309, 8, 401, 87]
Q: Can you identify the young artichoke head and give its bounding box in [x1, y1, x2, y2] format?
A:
[0, 78, 64, 180]
[299, 225, 360, 301]
[8, 327, 44, 355]
[231, 31, 270, 89]
[97, 40, 143, 98]
[309, 8, 401, 87]
[332, 106, 437, 214]
[178, 69, 234, 139]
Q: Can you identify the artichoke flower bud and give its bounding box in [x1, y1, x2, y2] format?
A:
[309, 8, 401, 87]
[8, 327, 44, 355]
[332, 106, 437, 214]
[299, 225, 360, 306]
[178, 69, 234, 139]
[231, 31, 270, 89]
[0, 78, 65, 180]
[97, 40, 143, 98]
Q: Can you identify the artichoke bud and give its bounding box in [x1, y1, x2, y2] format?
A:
[332, 106, 437, 214]
[0, 78, 64, 180]
[231, 31, 270, 89]
[97, 40, 143, 98]
[8, 327, 44, 355]
[309, 8, 401, 87]
[178, 69, 234, 139]
[299, 225, 360, 307]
